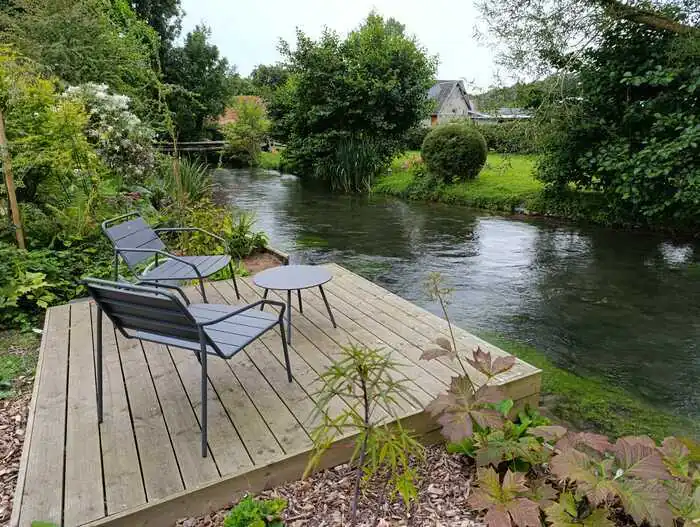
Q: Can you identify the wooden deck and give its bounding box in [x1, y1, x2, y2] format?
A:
[11, 263, 541, 527]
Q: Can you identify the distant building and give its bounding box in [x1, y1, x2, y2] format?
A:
[216, 96, 265, 126]
[425, 80, 482, 126]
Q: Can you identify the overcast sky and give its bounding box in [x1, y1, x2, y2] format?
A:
[180, 0, 507, 91]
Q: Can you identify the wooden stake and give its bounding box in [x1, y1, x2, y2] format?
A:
[0, 108, 25, 249]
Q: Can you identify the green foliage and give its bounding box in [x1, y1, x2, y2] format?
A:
[306, 344, 424, 524]
[223, 495, 286, 527]
[163, 25, 231, 140]
[249, 64, 290, 101]
[313, 136, 388, 192]
[227, 212, 268, 260]
[0, 241, 113, 330]
[0, 330, 38, 397]
[477, 122, 538, 154]
[273, 11, 436, 188]
[222, 97, 270, 166]
[2, 0, 161, 120]
[421, 123, 488, 181]
[161, 156, 214, 204]
[465, 423, 700, 527]
[545, 492, 614, 527]
[537, 18, 700, 229]
[402, 126, 431, 151]
[64, 83, 157, 185]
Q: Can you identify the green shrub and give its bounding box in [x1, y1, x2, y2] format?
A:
[223, 495, 286, 527]
[0, 241, 113, 331]
[477, 121, 537, 154]
[421, 123, 487, 181]
[402, 125, 431, 151]
[227, 212, 268, 260]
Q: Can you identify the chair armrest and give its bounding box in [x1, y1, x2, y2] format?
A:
[115, 247, 204, 281]
[196, 299, 286, 327]
[135, 281, 191, 305]
[154, 227, 226, 244]
[101, 212, 141, 235]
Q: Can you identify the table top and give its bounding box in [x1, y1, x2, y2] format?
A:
[253, 264, 333, 291]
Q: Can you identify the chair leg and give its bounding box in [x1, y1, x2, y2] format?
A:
[260, 289, 268, 311]
[228, 261, 240, 299]
[297, 289, 303, 314]
[96, 307, 103, 424]
[199, 277, 208, 303]
[280, 321, 292, 382]
[199, 329, 208, 457]
[319, 285, 337, 328]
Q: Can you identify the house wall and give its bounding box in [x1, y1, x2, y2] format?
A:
[435, 86, 472, 125]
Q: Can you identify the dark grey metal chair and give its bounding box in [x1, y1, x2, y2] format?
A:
[102, 212, 240, 302]
[84, 278, 290, 457]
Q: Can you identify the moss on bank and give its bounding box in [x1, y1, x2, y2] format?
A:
[481, 332, 700, 441]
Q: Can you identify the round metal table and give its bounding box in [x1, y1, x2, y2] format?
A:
[253, 265, 337, 343]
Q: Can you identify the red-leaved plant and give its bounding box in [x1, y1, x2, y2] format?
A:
[421, 273, 700, 527]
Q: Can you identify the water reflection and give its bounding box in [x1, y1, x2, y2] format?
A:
[213, 168, 700, 420]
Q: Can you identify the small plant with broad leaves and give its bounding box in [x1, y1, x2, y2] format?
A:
[421, 273, 517, 447]
[305, 344, 424, 526]
[223, 495, 286, 527]
[422, 273, 700, 527]
[467, 467, 542, 527]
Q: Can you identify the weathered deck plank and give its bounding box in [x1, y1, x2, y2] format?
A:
[96, 307, 146, 515]
[63, 301, 104, 526]
[114, 331, 183, 501]
[15, 305, 69, 527]
[13, 264, 541, 527]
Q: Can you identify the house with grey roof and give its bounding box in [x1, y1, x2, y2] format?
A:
[424, 80, 483, 126]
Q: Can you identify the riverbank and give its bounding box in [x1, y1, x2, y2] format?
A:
[374, 151, 545, 213]
[482, 333, 699, 440]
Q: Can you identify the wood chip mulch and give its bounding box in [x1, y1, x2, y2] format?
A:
[0, 379, 32, 525]
[177, 445, 483, 527]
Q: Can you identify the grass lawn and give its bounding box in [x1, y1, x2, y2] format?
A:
[482, 333, 700, 440]
[374, 151, 544, 212]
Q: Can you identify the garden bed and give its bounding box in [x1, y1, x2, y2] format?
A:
[176, 444, 480, 527]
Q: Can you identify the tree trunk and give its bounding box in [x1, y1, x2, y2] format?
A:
[0, 109, 25, 249]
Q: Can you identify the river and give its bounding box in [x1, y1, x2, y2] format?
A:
[213, 167, 700, 423]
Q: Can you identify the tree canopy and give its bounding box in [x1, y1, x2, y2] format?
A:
[163, 25, 233, 140]
[274, 12, 436, 184]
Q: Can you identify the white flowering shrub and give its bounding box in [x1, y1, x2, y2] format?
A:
[64, 83, 156, 184]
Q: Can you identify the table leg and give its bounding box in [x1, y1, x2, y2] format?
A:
[297, 289, 303, 313]
[260, 289, 268, 311]
[319, 285, 337, 328]
[286, 289, 292, 344]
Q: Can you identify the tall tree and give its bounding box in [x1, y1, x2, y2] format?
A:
[163, 25, 231, 140]
[275, 12, 436, 182]
[476, 0, 699, 75]
[0, 0, 161, 120]
[129, 0, 182, 61]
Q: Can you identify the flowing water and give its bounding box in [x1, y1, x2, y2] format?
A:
[213, 168, 700, 423]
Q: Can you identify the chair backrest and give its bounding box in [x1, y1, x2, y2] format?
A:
[84, 278, 201, 344]
[102, 213, 166, 269]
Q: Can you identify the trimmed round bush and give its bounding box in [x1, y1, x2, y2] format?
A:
[421, 123, 488, 181]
